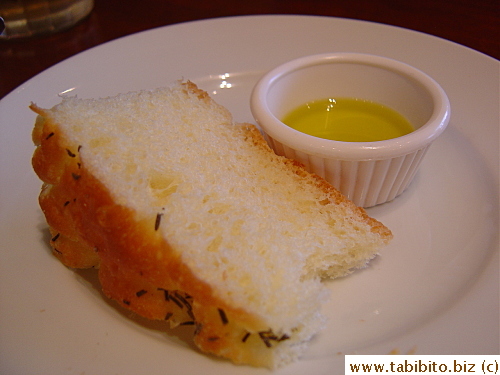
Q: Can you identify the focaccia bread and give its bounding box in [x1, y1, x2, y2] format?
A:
[31, 81, 392, 368]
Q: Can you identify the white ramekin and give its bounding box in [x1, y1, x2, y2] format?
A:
[250, 53, 450, 207]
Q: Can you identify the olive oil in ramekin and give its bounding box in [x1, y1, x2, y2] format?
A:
[282, 98, 414, 142]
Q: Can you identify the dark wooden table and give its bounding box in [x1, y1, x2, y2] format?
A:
[1, 0, 498, 100]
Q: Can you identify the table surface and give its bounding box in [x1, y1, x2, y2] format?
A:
[1, 0, 498, 100]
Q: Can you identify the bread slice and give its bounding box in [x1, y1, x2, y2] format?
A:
[31, 80, 392, 368]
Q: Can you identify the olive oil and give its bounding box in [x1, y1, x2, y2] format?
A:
[282, 98, 414, 142]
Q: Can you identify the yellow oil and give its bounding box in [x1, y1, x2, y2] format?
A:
[282, 98, 414, 142]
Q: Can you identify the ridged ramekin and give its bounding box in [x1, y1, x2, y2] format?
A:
[250, 53, 450, 207]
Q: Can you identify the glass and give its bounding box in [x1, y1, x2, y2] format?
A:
[0, 0, 94, 39]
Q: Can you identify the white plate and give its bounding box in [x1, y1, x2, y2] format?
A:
[0, 15, 498, 375]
